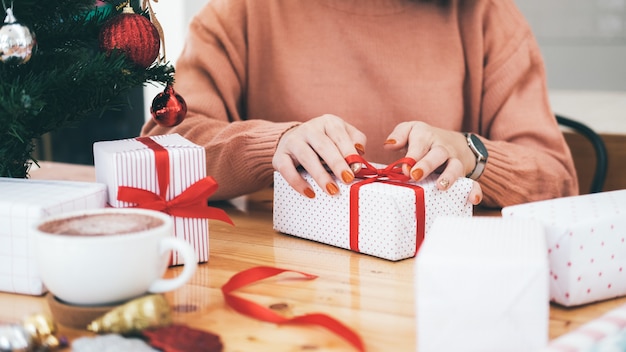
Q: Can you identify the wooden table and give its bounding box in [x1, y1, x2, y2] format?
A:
[2, 162, 626, 351]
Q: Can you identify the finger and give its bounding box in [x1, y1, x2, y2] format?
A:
[272, 153, 317, 199]
[409, 144, 448, 181]
[435, 158, 464, 191]
[383, 121, 414, 150]
[314, 119, 365, 184]
[294, 141, 341, 196]
[306, 132, 354, 186]
[468, 181, 483, 205]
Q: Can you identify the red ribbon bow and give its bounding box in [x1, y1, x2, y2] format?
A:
[344, 154, 425, 256]
[222, 266, 365, 352]
[117, 176, 233, 225]
[116, 136, 233, 225]
[345, 154, 416, 182]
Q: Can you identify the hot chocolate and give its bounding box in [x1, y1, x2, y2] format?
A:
[38, 213, 163, 236]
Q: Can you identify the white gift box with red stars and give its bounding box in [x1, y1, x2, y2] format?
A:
[273, 169, 473, 261]
[503, 190, 626, 307]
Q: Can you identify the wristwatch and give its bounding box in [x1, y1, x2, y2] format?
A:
[463, 133, 488, 180]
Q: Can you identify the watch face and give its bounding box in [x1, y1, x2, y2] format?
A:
[470, 134, 488, 158]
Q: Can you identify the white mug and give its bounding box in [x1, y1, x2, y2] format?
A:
[33, 207, 197, 306]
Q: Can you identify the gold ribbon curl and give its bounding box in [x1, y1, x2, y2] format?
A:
[142, 0, 166, 63]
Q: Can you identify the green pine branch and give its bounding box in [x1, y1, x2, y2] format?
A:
[0, 0, 175, 178]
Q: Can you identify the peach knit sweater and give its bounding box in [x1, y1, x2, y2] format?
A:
[141, 0, 578, 208]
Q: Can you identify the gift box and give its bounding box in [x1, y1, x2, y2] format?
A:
[502, 190, 626, 307]
[94, 133, 230, 266]
[273, 161, 473, 261]
[542, 302, 626, 352]
[416, 216, 549, 352]
[0, 178, 106, 295]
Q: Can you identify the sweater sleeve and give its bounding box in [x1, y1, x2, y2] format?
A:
[141, 0, 298, 200]
[469, 0, 579, 208]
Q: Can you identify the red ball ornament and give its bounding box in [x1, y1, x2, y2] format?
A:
[151, 84, 187, 127]
[98, 5, 160, 68]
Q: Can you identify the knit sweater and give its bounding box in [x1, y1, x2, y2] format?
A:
[141, 0, 578, 208]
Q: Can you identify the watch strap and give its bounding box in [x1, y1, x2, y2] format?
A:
[464, 133, 488, 180]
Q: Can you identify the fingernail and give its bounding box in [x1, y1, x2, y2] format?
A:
[474, 195, 482, 204]
[304, 187, 316, 199]
[350, 163, 362, 174]
[355, 143, 365, 155]
[384, 139, 396, 145]
[341, 170, 354, 183]
[411, 168, 424, 181]
[439, 178, 450, 189]
[326, 183, 339, 195]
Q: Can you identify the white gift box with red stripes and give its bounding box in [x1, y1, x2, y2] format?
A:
[542, 302, 626, 351]
[273, 167, 473, 261]
[93, 133, 210, 265]
[0, 178, 106, 295]
[503, 190, 626, 307]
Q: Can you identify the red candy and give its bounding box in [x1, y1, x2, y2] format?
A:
[142, 324, 223, 352]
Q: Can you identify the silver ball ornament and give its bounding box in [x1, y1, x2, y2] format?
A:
[0, 8, 36, 65]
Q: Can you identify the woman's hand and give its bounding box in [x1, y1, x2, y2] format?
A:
[384, 121, 484, 205]
[272, 114, 366, 198]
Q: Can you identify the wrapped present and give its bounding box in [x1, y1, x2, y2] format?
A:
[542, 302, 626, 352]
[0, 178, 106, 295]
[502, 190, 626, 307]
[273, 156, 473, 261]
[416, 216, 549, 352]
[93, 133, 232, 266]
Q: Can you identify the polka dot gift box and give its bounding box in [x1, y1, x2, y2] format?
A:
[502, 190, 626, 307]
[273, 163, 473, 261]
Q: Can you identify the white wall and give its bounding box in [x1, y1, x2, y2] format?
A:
[516, 0, 626, 91]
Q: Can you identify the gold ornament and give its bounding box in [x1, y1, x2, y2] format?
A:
[22, 313, 64, 350]
[87, 294, 172, 335]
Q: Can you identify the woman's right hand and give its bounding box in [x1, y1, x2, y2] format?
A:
[272, 114, 366, 198]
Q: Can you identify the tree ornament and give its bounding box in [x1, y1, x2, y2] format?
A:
[98, 4, 160, 68]
[150, 84, 187, 127]
[0, 7, 36, 65]
[87, 294, 172, 335]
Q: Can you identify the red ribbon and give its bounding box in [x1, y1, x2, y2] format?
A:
[345, 154, 425, 256]
[222, 266, 365, 352]
[116, 136, 233, 225]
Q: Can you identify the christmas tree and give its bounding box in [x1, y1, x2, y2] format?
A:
[0, 0, 175, 178]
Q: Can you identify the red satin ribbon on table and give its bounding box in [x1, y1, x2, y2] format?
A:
[116, 136, 233, 225]
[221, 266, 365, 352]
[345, 154, 425, 255]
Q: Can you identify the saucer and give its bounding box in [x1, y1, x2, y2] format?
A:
[45, 293, 123, 330]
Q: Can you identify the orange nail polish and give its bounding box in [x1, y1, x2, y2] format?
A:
[411, 168, 424, 181]
[341, 170, 354, 183]
[304, 187, 316, 199]
[384, 139, 397, 145]
[355, 143, 365, 155]
[474, 195, 482, 204]
[326, 183, 339, 195]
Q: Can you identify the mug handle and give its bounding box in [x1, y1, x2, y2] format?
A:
[148, 237, 198, 293]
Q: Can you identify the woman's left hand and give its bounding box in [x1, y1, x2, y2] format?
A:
[384, 121, 484, 205]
